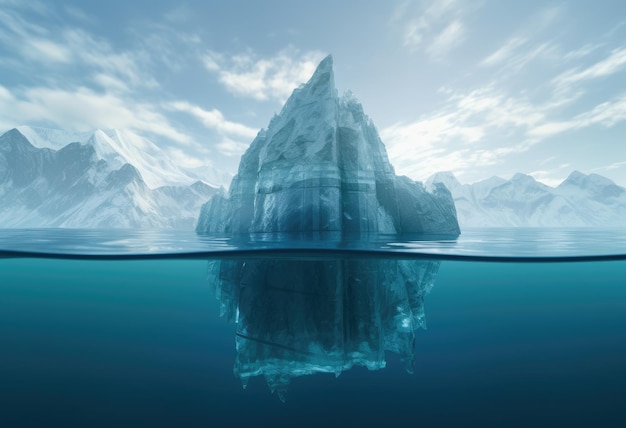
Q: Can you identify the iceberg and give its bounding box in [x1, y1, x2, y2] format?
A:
[196, 56, 458, 400]
[196, 55, 460, 236]
[208, 257, 441, 401]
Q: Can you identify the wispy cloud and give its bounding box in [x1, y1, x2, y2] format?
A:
[530, 93, 626, 138]
[0, 7, 156, 88]
[605, 161, 626, 171]
[215, 138, 252, 157]
[553, 47, 626, 89]
[481, 37, 527, 67]
[395, 0, 476, 60]
[0, 3, 198, 144]
[382, 42, 626, 181]
[0, 0, 48, 15]
[23, 37, 72, 63]
[167, 101, 257, 140]
[426, 19, 465, 59]
[0, 84, 192, 145]
[202, 48, 326, 102]
[380, 86, 538, 180]
[381, 5, 626, 183]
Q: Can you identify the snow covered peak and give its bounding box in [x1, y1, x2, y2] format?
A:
[511, 172, 535, 182]
[560, 170, 616, 188]
[15, 126, 92, 150]
[558, 170, 624, 200]
[559, 170, 587, 187]
[8, 126, 226, 189]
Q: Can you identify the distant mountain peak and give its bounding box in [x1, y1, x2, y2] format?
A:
[567, 170, 586, 179]
[0, 128, 36, 153]
[1, 128, 29, 143]
[560, 170, 587, 186]
[432, 169, 626, 227]
[511, 172, 535, 182]
[560, 170, 617, 190]
[0, 128, 219, 228]
[8, 125, 228, 189]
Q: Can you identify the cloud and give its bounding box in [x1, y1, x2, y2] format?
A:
[0, 84, 192, 145]
[605, 161, 626, 171]
[92, 73, 129, 93]
[553, 47, 626, 90]
[62, 28, 156, 87]
[396, 0, 474, 60]
[165, 101, 259, 158]
[0, 3, 189, 142]
[382, 9, 626, 182]
[23, 37, 72, 63]
[529, 93, 626, 138]
[478, 6, 565, 79]
[167, 101, 257, 140]
[0, 2, 254, 183]
[382, 75, 626, 181]
[0, 0, 48, 15]
[380, 45, 626, 180]
[215, 138, 251, 157]
[202, 48, 327, 102]
[0, 6, 156, 88]
[426, 20, 465, 59]
[481, 37, 527, 67]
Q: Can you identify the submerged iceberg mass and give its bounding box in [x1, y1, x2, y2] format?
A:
[197, 55, 460, 236]
[209, 257, 440, 401]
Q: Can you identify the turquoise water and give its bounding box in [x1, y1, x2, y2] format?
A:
[1, 229, 626, 427]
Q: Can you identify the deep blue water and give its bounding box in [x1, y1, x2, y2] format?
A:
[1, 229, 626, 427]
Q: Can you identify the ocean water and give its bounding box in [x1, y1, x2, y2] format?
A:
[1, 228, 626, 427]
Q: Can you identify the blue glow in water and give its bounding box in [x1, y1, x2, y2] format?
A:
[1, 229, 625, 427]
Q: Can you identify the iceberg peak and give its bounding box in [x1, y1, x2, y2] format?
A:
[306, 54, 334, 94]
[197, 56, 460, 236]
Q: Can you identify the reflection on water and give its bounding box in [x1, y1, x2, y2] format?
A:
[208, 257, 440, 401]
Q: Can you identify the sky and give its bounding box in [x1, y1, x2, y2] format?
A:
[1, 0, 626, 187]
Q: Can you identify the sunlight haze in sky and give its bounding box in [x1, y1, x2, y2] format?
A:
[1, 0, 626, 186]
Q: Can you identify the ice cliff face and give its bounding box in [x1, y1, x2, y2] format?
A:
[197, 55, 460, 236]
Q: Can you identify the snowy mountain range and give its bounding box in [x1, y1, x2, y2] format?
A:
[2, 123, 624, 229]
[0, 127, 218, 228]
[427, 171, 626, 227]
